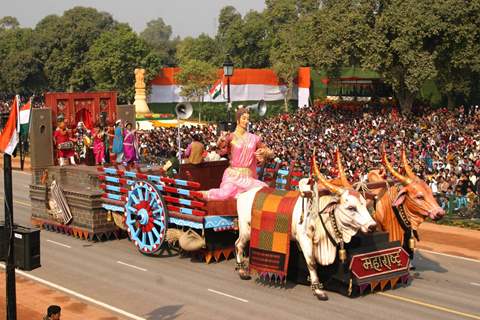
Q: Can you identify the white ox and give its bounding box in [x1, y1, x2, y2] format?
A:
[235, 159, 376, 300]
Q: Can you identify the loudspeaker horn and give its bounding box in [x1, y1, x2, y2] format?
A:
[246, 100, 267, 117]
[175, 102, 193, 120]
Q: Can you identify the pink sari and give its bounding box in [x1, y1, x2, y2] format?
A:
[206, 132, 267, 200]
[93, 133, 105, 165]
[123, 130, 137, 163]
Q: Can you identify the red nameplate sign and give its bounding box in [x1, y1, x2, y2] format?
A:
[349, 247, 409, 280]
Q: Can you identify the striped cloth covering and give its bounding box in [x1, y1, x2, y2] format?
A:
[149, 67, 311, 108]
[249, 187, 300, 281]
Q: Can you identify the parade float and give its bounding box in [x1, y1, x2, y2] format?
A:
[28, 68, 444, 299]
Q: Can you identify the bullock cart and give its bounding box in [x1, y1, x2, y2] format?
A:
[99, 161, 411, 297]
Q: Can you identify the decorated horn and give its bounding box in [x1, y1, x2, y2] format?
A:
[401, 147, 416, 180]
[381, 144, 412, 185]
[312, 148, 344, 195]
[336, 150, 352, 188]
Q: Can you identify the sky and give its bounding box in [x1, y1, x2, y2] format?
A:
[0, 0, 265, 37]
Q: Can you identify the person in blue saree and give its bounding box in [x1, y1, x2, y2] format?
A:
[112, 120, 124, 164]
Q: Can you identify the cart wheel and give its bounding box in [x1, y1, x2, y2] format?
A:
[125, 180, 167, 255]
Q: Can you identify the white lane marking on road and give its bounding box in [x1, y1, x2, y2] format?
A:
[12, 170, 31, 176]
[46, 240, 72, 248]
[471, 282, 480, 287]
[0, 263, 146, 320]
[418, 249, 480, 263]
[0, 197, 31, 207]
[117, 261, 147, 272]
[207, 289, 249, 303]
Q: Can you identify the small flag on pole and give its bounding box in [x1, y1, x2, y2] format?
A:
[209, 79, 223, 100]
[0, 96, 20, 155]
[19, 98, 32, 138]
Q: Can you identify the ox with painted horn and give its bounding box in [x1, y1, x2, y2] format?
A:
[234, 150, 376, 300]
[367, 145, 444, 259]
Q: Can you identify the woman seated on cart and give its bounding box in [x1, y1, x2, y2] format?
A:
[202, 107, 273, 201]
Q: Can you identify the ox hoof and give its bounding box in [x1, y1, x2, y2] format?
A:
[314, 290, 329, 301]
[238, 269, 251, 280]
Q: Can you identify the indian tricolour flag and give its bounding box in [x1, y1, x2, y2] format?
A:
[0, 96, 20, 155]
[209, 79, 223, 100]
[19, 99, 31, 137]
[149, 67, 311, 107]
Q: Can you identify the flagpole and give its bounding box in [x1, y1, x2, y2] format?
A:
[4, 152, 17, 320]
[19, 136, 24, 171]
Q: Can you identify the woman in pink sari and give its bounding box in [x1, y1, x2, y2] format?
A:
[123, 122, 137, 166]
[204, 108, 273, 201]
[93, 125, 105, 165]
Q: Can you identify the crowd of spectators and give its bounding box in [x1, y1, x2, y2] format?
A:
[255, 104, 479, 216]
[136, 124, 220, 165]
[138, 103, 480, 217]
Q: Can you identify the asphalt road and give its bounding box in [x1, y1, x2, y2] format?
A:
[1, 170, 480, 320]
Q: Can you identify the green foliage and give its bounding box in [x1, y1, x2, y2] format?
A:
[2, 2, 480, 110]
[86, 24, 162, 104]
[309, 0, 374, 75]
[149, 100, 296, 123]
[174, 59, 218, 102]
[176, 34, 221, 66]
[0, 28, 46, 95]
[216, 6, 270, 68]
[34, 7, 117, 91]
[0, 16, 20, 30]
[174, 59, 219, 122]
[140, 18, 178, 66]
[432, 0, 480, 107]
[364, 0, 441, 112]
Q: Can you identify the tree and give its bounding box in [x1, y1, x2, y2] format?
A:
[236, 10, 270, 68]
[307, 0, 374, 76]
[140, 18, 178, 66]
[362, 0, 441, 113]
[433, 0, 480, 107]
[216, 6, 245, 66]
[34, 7, 117, 91]
[0, 28, 46, 95]
[0, 16, 19, 30]
[217, 6, 242, 41]
[86, 24, 162, 104]
[176, 34, 221, 65]
[270, 25, 304, 112]
[174, 60, 218, 121]
[215, 7, 272, 68]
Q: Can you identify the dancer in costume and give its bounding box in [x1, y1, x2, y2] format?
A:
[123, 122, 137, 166]
[93, 124, 105, 165]
[53, 121, 76, 166]
[203, 107, 273, 200]
[112, 119, 124, 164]
[74, 121, 92, 164]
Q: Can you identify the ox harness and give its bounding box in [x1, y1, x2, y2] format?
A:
[316, 197, 347, 264]
[391, 185, 420, 259]
[301, 178, 347, 263]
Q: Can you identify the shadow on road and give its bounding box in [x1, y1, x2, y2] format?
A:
[413, 251, 448, 274]
[145, 304, 183, 320]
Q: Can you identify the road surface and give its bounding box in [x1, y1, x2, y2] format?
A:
[1, 170, 479, 320]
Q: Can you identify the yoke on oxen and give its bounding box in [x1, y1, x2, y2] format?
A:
[234, 150, 379, 300]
